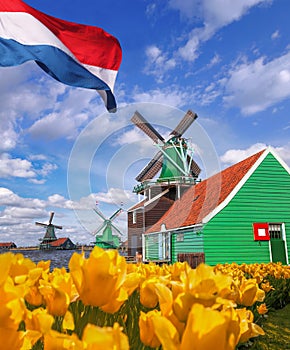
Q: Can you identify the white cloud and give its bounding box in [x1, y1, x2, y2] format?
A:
[220, 143, 267, 164]
[95, 188, 136, 206]
[0, 154, 57, 181]
[0, 187, 46, 208]
[271, 30, 280, 40]
[3, 206, 46, 219]
[0, 119, 18, 152]
[223, 53, 290, 115]
[132, 86, 189, 108]
[28, 110, 89, 141]
[144, 45, 176, 82]
[38, 163, 58, 177]
[115, 128, 148, 146]
[220, 143, 290, 167]
[0, 153, 36, 178]
[170, 0, 271, 62]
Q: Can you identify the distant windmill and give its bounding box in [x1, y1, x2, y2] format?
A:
[92, 207, 123, 249]
[35, 212, 62, 247]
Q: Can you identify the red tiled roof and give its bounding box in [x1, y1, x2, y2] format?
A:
[49, 237, 69, 247]
[0, 242, 15, 247]
[147, 149, 265, 233]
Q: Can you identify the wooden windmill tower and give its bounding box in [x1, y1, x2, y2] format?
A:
[92, 207, 123, 249]
[35, 212, 62, 249]
[128, 110, 201, 256]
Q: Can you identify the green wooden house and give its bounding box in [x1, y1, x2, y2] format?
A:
[143, 147, 290, 266]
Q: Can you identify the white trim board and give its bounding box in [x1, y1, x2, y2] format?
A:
[202, 147, 290, 224]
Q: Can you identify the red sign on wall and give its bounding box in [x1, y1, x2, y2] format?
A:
[253, 223, 270, 241]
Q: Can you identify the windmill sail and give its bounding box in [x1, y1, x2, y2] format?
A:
[35, 211, 62, 247]
[92, 207, 123, 249]
[132, 110, 199, 183]
[136, 151, 163, 182]
[131, 111, 165, 144]
[170, 110, 197, 137]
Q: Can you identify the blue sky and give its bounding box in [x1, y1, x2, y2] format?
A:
[1, 0, 290, 247]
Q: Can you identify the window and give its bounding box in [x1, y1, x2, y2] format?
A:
[253, 223, 270, 241]
[269, 223, 282, 239]
[176, 233, 184, 242]
[132, 210, 136, 224]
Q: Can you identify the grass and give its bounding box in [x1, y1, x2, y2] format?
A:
[239, 303, 290, 350]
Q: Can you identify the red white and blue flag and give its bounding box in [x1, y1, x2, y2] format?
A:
[0, 0, 122, 112]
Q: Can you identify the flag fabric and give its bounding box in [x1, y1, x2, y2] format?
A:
[0, 0, 122, 112]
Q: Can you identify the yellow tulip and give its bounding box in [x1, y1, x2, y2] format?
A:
[173, 292, 195, 322]
[151, 313, 180, 350]
[0, 252, 13, 285]
[181, 303, 236, 350]
[181, 264, 233, 308]
[238, 279, 265, 306]
[39, 268, 78, 316]
[82, 323, 129, 350]
[139, 310, 162, 348]
[63, 310, 75, 331]
[0, 327, 24, 349]
[0, 278, 26, 329]
[236, 308, 264, 344]
[122, 272, 141, 296]
[24, 307, 54, 344]
[261, 281, 274, 293]
[24, 264, 50, 307]
[140, 278, 159, 308]
[69, 247, 128, 313]
[257, 303, 268, 315]
[43, 330, 84, 350]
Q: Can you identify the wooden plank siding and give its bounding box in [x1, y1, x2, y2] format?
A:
[171, 230, 204, 263]
[203, 153, 290, 265]
[144, 234, 159, 260]
[128, 188, 175, 256]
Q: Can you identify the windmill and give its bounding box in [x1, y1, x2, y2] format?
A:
[92, 207, 123, 249]
[131, 110, 201, 195]
[35, 212, 62, 248]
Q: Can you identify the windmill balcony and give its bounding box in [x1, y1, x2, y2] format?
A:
[133, 176, 199, 194]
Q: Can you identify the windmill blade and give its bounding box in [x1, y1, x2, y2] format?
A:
[48, 212, 54, 225]
[93, 208, 107, 221]
[111, 224, 124, 237]
[53, 225, 63, 230]
[170, 110, 198, 137]
[136, 151, 163, 182]
[35, 222, 48, 227]
[109, 208, 122, 221]
[188, 156, 201, 177]
[131, 111, 165, 144]
[93, 222, 107, 236]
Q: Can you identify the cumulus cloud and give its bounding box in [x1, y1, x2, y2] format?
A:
[0, 187, 46, 208]
[132, 86, 190, 108]
[220, 143, 290, 166]
[169, 0, 271, 62]
[144, 45, 176, 82]
[115, 128, 148, 146]
[0, 153, 36, 178]
[271, 30, 280, 40]
[223, 53, 290, 115]
[220, 143, 267, 164]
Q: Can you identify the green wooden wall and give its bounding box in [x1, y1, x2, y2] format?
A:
[145, 233, 159, 260]
[203, 153, 290, 265]
[171, 230, 204, 263]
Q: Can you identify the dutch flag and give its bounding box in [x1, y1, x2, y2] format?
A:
[0, 0, 122, 112]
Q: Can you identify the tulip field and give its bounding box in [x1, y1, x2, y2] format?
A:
[0, 247, 289, 349]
